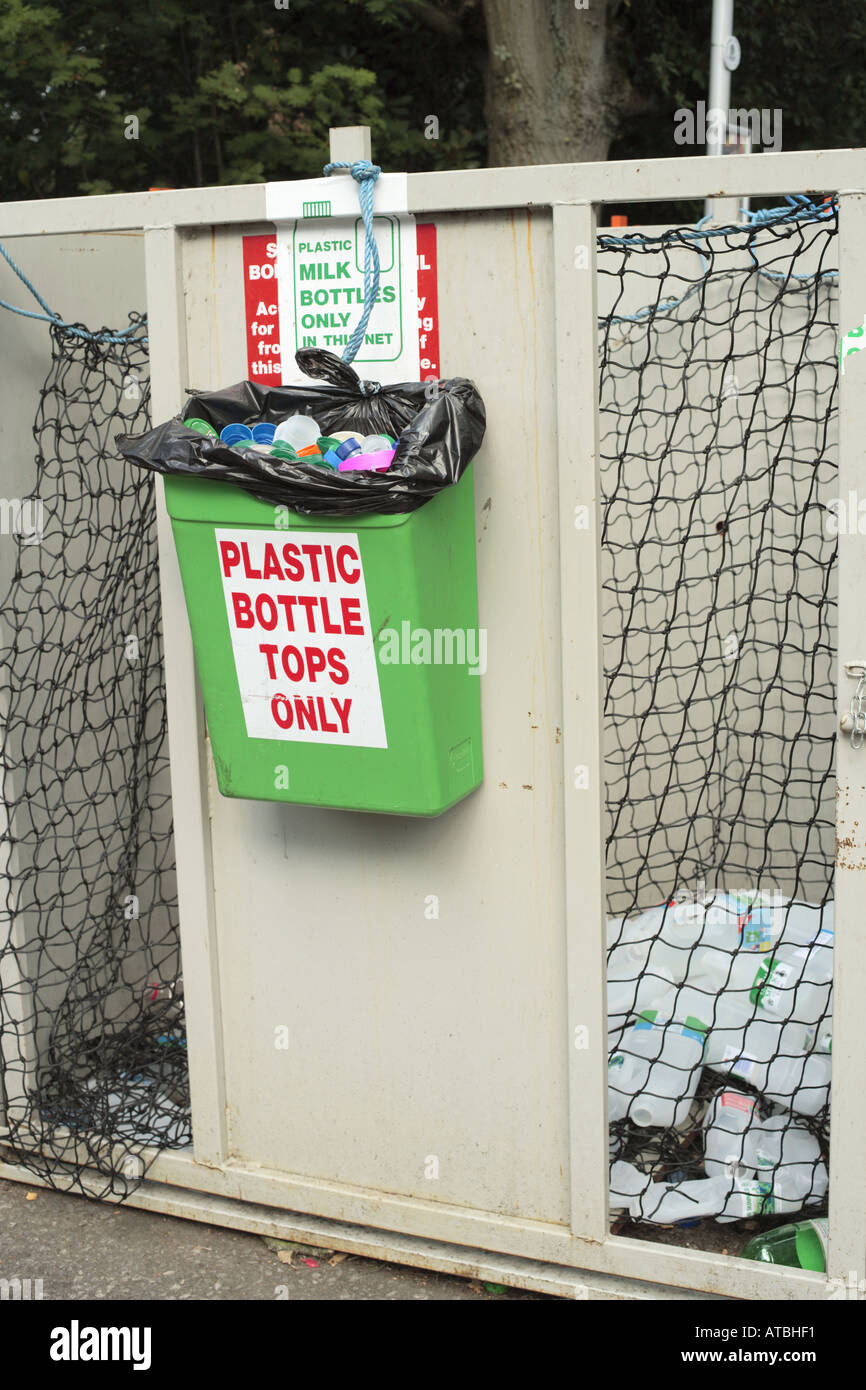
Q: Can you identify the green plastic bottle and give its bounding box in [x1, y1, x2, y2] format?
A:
[741, 1217, 828, 1271]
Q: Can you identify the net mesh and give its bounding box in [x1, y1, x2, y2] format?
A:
[0, 317, 188, 1200]
[0, 202, 841, 1232]
[598, 204, 837, 1228]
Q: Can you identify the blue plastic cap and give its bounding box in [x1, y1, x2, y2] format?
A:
[252, 422, 276, 444]
[220, 423, 254, 446]
[334, 437, 362, 461]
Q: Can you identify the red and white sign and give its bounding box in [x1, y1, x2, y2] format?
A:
[416, 222, 440, 378]
[242, 233, 283, 384]
[215, 527, 387, 748]
[241, 222, 439, 386]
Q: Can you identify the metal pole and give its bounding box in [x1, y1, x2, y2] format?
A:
[704, 0, 735, 220]
[707, 0, 734, 157]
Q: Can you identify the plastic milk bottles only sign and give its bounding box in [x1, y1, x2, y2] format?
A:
[242, 175, 440, 385]
[216, 528, 387, 748]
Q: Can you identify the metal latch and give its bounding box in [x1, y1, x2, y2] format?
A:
[840, 661, 866, 749]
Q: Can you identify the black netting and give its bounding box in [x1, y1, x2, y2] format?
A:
[599, 202, 837, 1232]
[0, 316, 187, 1200]
[0, 202, 840, 1239]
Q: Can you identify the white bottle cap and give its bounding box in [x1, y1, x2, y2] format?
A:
[274, 414, 321, 450]
[359, 434, 394, 452]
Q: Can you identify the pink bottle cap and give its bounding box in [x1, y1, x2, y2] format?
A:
[337, 448, 395, 473]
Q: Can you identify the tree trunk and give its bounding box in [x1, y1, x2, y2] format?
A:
[482, 0, 621, 165]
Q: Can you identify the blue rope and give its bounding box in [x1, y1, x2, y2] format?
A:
[322, 159, 381, 365]
[600, 195, 838, 326]
[0, 185, 833, 347]
[0, 240, 148, 344]
[598, 194, 835, 254]
[742, 193, 828, 225]
[0, 241, 57, 319]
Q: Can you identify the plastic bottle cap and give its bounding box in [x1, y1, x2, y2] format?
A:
[271, 441, 300, 461]
[252, 422, 276, 444]
[220, 423, 254, 446]
[359, 434, 395, 452]
[331, 431, 360, 443]
[338, 449, 394, 473]
[317, 437, 341, 453]
[297, 444, 323, 458]
[334, 437, 362, 461]
[274, 414, 322, 450]
[184, 417, 218, 437]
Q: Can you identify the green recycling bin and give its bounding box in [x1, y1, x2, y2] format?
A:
[163, 467, 483, 816]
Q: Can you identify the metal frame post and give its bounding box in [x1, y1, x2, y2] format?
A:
[553, 202, 610, 1244]
[827, 189, 866, 1287]
[328, 127, 372, 164]
[143, 225, 228, 1166]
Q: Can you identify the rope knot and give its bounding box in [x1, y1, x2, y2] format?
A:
[350, 160, 381, 184]
[322, 159, 381, 185]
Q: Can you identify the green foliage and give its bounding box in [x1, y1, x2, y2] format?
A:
[612, 0, 866, 165]
[1, 0, 863, 200]
[0, 0, 486, 198]
[606, 0, 866, 224]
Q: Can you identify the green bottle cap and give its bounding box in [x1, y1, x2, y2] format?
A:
[317, 437, 341, 453]
[185, 417, 218, 437]
[271, 441, 300, 461]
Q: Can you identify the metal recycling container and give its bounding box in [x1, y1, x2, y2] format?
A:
[163, 468, 483, 815]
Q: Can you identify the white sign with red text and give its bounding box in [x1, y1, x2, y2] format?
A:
[216, 527, 387, 748]
[242, 220, 439, 387]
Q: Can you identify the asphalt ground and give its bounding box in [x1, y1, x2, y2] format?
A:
[0, 1176, 548, 1301]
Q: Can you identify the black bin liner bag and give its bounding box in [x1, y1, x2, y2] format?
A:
[117, 349, 486, 517]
